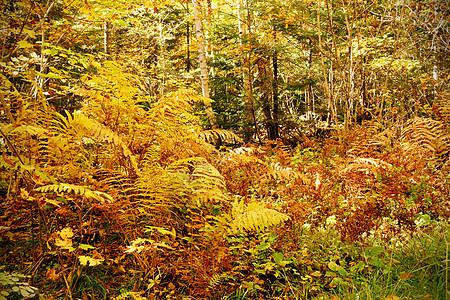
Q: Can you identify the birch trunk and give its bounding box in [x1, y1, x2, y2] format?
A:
[192, 0, 218, 129]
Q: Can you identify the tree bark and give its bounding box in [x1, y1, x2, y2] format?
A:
[192, 0, 218, 129]
[103, 20, 111, 55]
[238, 0, 260, 142]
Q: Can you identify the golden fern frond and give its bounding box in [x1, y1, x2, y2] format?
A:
[340, 157, 392, 175]
[134, 166, 189, 207]
[221, 147, 265, 165]
[197, 129, 243, 144]
[134, 157, 226, 208]
[230, 199, 290, 233]
[170, 157, 226, 205]
[35, 183, 114, 203]
[362, 119, 384, 136]
[50, 111, 140, 175]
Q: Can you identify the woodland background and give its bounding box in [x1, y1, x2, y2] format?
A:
[0, 0, 449, 299]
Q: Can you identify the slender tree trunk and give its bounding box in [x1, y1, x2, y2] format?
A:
[192, 0, 218, 129]
[103, 20, 111, 55]
[186, 3, 191, 72]
[272, 33, 279, 140]
[238, 0, 260, 142]
[318, 0, 341, 143]
[257, 56, 277, 140]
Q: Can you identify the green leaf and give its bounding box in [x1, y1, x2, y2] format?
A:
[365, 246, 384, 257]
[273, 252, 284, 264]
[20, 289, 30, 297]
[328, 261, 339, 272]
[256, 242, 271, 251]
[350, 261, 365, 273]
[79, 244, 95, 250]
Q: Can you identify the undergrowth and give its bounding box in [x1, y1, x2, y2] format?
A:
[1, 64, 449, 299]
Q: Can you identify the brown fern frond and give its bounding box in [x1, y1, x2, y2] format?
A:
[261, 162, 310, 184]
[400, 117, 450, 158]
[433, 92, 450, 125]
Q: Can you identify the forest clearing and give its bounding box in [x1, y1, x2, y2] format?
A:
[0, 0, 449, 299]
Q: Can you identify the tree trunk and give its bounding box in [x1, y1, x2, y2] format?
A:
[257, 56, 277, 141]
[238, 0, 260, 142]
[192, 0, 218, 129]
[103, 20, 111, 55]
[272, 43, 279, 140]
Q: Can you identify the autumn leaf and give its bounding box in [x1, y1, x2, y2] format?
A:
[78, 255, 104, 266]
[46, 268, 60, 281]
[55, 227, 74, 248]
[17, 40, 34, 48]
[2, 152, 14, 167]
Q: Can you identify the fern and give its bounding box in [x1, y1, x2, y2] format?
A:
[400, 117, 450, 158]
[198, 129, 243, 144]
[50, 110, 140, 175]
[230, 199, 290, 233]
[208, 272, 233, 289]
[433, 91, 450, 125]
[35, 183, 113, 203]
[262, 162, 310, 184]
[134, 157, 226, 209]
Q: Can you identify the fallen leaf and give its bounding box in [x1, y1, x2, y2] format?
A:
[46, 268, 60, 281]
[400, 272, 414, 280]
[310, 270, 322, 277]
[78, 255, 104, 266]
[385, 296, 400, 300]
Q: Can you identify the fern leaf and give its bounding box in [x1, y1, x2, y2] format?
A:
[401, 117, 450, 157]
[35, 183, 113, 203]
[230, 199, 290, 233]
[198, 129, 243, 144]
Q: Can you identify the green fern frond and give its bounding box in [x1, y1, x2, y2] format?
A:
[35, 183, 113, 203]
[230, 199, 290, 233]
[198, 129, 243, 144]
[209, 272, 232, 289]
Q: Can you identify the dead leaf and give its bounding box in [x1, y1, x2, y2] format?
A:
[2, 152, 14, 167]
[310, 270, 322, 277]
[55, 227, 74, 248]
[385, 296, 400, 300]
[400, 272, 414, 280]
[60, 227, 74, 239]
[78, 255, 104, 266]
[46, 268, 60, 281]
